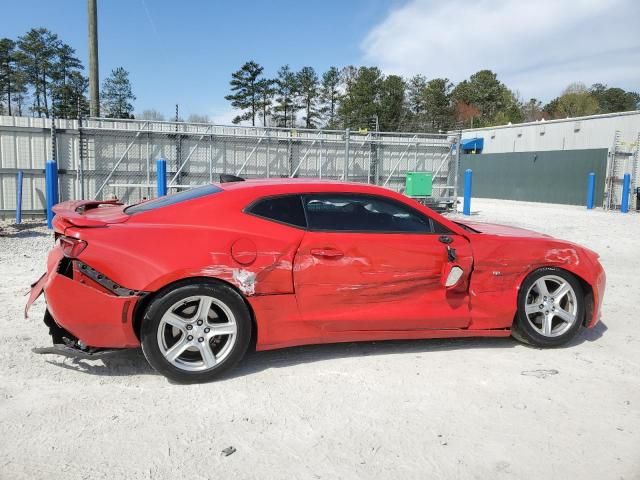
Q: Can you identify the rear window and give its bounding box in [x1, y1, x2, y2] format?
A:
[125, 184, 222, 214]
[246, 195, 307, 228]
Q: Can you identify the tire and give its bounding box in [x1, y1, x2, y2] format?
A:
[140, 281, 252, 383]
[512, 267, 585, 348]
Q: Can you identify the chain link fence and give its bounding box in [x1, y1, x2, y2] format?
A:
[0, 116, 460, 216]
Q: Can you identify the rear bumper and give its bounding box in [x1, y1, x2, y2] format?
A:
[26, 247, 141, 348]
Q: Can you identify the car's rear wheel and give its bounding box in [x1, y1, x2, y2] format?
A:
[512, 267, 584, 347]
[140, 281, 251, 383]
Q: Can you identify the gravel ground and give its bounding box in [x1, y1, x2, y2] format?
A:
[0, 199, 638, 480]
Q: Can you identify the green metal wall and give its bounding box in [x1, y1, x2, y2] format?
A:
[459, 149, 608, 206]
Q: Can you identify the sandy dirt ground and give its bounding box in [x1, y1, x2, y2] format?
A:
[0, 199, 638, 480]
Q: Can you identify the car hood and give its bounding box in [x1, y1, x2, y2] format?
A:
[456, 220, 551, 238]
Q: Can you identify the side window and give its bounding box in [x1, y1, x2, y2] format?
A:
[303, 194, 433, 233]
[246, 195, 307, 228]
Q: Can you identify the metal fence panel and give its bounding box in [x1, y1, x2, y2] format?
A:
[0, 115, 459, 217]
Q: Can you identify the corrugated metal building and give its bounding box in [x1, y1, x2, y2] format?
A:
[460, 110, 640, 153]
[457, 110, 640, 209]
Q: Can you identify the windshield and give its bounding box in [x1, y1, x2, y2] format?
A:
[125, 184, 222, 214]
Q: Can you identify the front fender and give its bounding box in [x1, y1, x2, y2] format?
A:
[467, 235, 604, 329]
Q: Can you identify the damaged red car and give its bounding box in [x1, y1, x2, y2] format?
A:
[26, 178, 606, 383]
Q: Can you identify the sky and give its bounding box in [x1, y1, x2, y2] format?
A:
[3, 0, 639, 122]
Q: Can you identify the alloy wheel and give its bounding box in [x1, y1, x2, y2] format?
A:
[157, 295, 237, 371]
[524, 275, 578, 337]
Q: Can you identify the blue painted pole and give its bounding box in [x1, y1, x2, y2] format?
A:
[156, 158, 167, 196]
[586, 172, 595, 210]
[463, 168, 472, 216]
[16, 170, 24, 224]
[45, 160, 58, 229]
[621, 173, 631, 213]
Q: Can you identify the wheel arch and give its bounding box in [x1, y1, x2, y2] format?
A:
[131, 276, 258, 347]
[515, 265, 594, 327]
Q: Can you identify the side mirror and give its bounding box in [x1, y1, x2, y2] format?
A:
[441, 262, 465, 290]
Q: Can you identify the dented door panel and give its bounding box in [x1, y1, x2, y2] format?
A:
[294, 232, 473, 331]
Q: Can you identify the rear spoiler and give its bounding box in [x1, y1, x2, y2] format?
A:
[52, 200, 124, 228]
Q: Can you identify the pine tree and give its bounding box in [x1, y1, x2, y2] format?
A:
[16, 28, 60, 117]
[451, 70, 516, 127]
[273, 65, 299, 128]
[422, 78, 454, 132]
[378, 75, 406, 131]
[101, 67, 136, 119]
[297, 66, 319, 128]
[341, 66, 358, 91]
[51, 43, 84, 118]
[400, 74, 427, 130]
[338, 67, 383, 130]
[0, 38, 24, 116]
[319, 67, 342, 128]
[589, 83, 639, 113]
[66, 71, 89, 118]
[224, 61, 264, 126]
[255, 78, 275, 126]
[407, 75, 427, 115]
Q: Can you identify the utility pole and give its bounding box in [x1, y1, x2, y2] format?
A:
[88, 0, 100, 117]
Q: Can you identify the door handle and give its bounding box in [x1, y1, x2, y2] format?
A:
[310, 248, 344, 259]
[438, 235, 453, 244]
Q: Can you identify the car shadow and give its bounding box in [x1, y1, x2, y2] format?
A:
[226, 321, 608, 379]
[566, 319, 608, 346]
[41, 320, 608, 381]
[227, 336, 517, 379]
[0, 221, 49, 238]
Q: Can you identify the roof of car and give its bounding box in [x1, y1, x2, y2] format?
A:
[216, 178, 386, 193]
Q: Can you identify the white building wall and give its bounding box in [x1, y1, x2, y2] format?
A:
[460, 110, 640, 154]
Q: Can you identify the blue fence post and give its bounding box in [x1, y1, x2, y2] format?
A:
[45, 160, 59, 229]
[16, 170, 24, 224]
[156, 158, 167, 197]
[463, 169, 472, 216]
[621, 173, 631, 213]
[586, 172, 595, 210]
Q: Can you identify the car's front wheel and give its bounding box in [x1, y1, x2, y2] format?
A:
[140, 281, 252, 383]
[512, 267, 585, 347]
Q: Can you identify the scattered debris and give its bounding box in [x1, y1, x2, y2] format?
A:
[221, 446, 236, 457]
[520, 369, 559, 379]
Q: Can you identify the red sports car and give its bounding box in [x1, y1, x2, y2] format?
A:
[26, 178, 606, 383]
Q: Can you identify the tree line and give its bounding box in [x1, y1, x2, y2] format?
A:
[0, 28, 136, 119]
[225, 62, 640, 132]
[2, 28, 638, 131]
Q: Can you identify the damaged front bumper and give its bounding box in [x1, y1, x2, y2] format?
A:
[26, 246, 143, 349]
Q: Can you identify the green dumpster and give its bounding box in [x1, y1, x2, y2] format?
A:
[405, 172, 433, 197]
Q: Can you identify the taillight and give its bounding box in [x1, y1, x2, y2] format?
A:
[59, 236, 88, 258]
